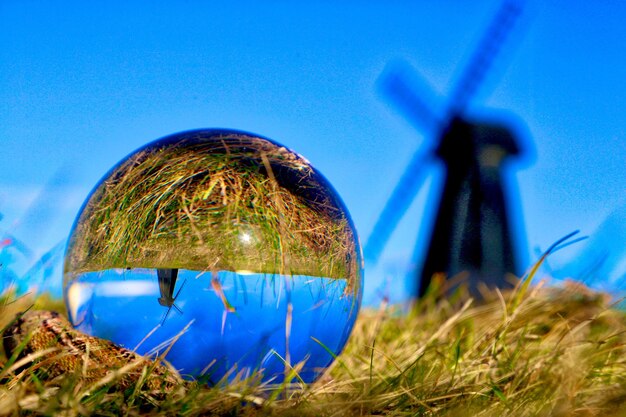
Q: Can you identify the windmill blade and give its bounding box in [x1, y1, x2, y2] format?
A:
[161, 306, 174, 325]
[364, 151, 432, 262]
[172, 303, 184, 315]
[379, 60, 442, 132]
[448, 0, 524, 115]
[173, 278, 187, 300]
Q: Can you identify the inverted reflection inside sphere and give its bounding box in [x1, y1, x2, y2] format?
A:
[63, 129, 363, 384]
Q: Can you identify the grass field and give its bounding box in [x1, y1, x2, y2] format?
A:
[2, 274, 626, 417]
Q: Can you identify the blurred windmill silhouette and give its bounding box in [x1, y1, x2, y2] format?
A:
[365, 0, 531, 298]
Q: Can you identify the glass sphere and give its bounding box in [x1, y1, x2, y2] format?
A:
[63, 129, 362, 384]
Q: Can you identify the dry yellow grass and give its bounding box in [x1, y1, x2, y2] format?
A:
[2, 277, 626, 416]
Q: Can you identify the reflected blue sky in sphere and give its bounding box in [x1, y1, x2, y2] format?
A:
[67, 269, 358, 383]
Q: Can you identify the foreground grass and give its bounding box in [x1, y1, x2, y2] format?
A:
[2, 281, 626, 416]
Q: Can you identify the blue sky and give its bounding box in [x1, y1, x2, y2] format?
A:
[1, 1, 625, 302]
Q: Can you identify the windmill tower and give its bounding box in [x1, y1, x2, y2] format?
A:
[365, 0, 530, 298]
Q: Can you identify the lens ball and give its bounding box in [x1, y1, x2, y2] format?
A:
[63, 129, 362, 384]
